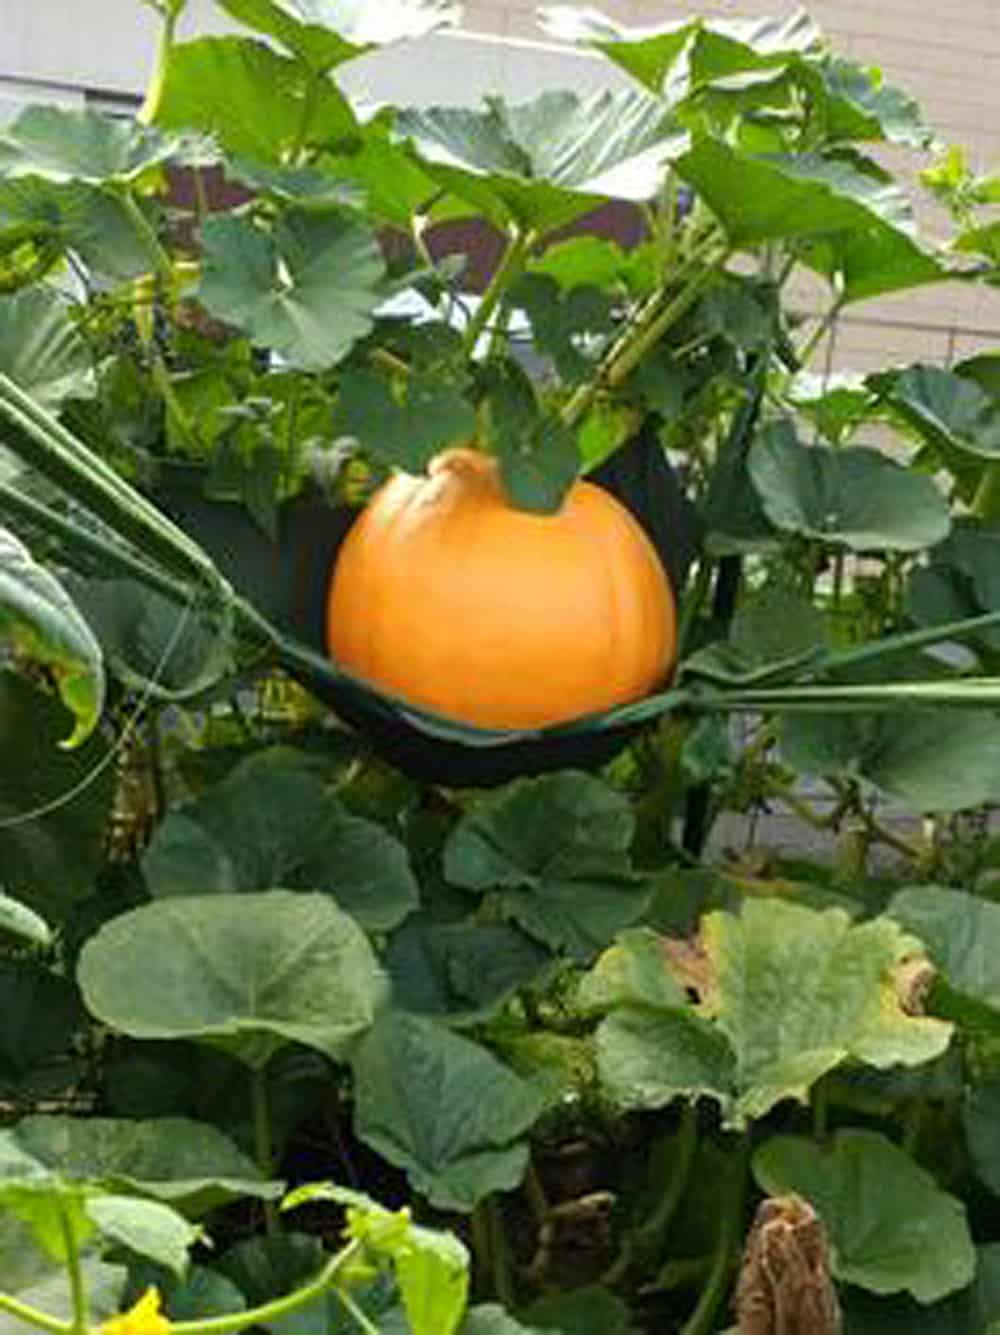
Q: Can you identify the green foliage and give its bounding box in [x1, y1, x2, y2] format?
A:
[754, 1130, 975, 1302]
[77, 892, 387, 1067]
[590, 899, 950, 1125]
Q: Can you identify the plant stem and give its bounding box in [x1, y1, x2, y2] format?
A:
[0, 372, 228, 598]
[637, 1102, 699, 1253]
[796, 297, 844, 368]
[137, 0, 183, 126]
[0, 1293, 70, 1335]
[462, 229, 533, 357]
[121, 191, 175, 287]
[251, 1065, 278, 1235]
[60, 1209, 88, 1335]
[561, 233, 729, 428]
[0, 481, 197, 606]
[333, 1289, 379, 1335]
[679, 1138, 747, 1335]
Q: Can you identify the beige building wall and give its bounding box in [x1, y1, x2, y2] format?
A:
[460, 1, 1000, 374]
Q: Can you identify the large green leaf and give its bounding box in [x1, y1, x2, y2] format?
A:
[754, 1131, 975, 1302]
[218, 0, 461, 69]
[523, 1287, 631, 1335]
[462, 1309, 539, 1335]
[813, 56, 932, 149]
[890, 885, 1000, 1026]
[86, 1194, 201, 1277]
[541, 8, 821, 98]
[7, 1116, 281, 1216]
[592, 899, 950, 1126]
[965, 1079, 1000, 1198]
[748, 424, 950, 552]
[675, 141, 941, 301]
[485, 360, 580, 513]
[870, 364, 1000, 460]
[395, 89, 685, 231]
[0, 893, 51, 948]
[0, 671, 113, 915]
[152, 37, 358, 161]
[77, 891, 387, 1069]
[0, 288, 92, 408]
[443, 772, 650, 959]
[0, 528, 104, 745]
[122, 1264, 246, 1323]
[843, 1243, 1000, 1333]
[142, 748, 417, 933]
[198, 210, 384, 371]
[333, 367, 474, 474]
[781, 710, 1000, 813]
[0, 106, 178, 186]
[351, 1011, 545, 1209]
[0, 176, 161, 282]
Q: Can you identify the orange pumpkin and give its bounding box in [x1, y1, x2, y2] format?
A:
[326, 447, 677, 730]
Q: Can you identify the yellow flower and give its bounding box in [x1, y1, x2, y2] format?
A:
[100, 1288, 171, 1335]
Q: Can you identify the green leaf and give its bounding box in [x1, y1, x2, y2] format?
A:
[123, 1264, 246, 1322]
[541, 7, 821, 97]
[65, 577, 234, 703]
[0, 1166, 93, 1265]
[0, 671, 113, 915]
[218, 0, 461, 69]
[0, 106, 178, 186]
[395, 89, 685, 231]
[754, 1130, 975, 1302]
[676, 142, 941, 301]
[0, 961, 81, 1090]
[814, 56, 932, 149]
[0, 177, 162, 282]
[486, 361, 580, 514]
[682, 578, 825, 685]
[0, 288, 93, 408]
[785, 371, 876, 445]
[510, 274, 614, 383]
[749, 422, 950, 552]
[333, 367, 474, 474]
[444, 772, 649, 959]
[843, 1243, 1000, 1332]
[223, 157, 362, 211]
[351, 1011, 545, 1209]
[86, 1194, 200, 1278]
[152, 37, 358, 162]
[593, 899, 950, 1126]
[8, 1116, 281, 1217]
[890, 885, 1000, 1023]
[781, 711, 1000, 813]
[871, 364, 1000, 460]
[0, 892, 51, 948]
[386, 919, 551, 1025]
[77, 891, 387, 1069]
[142, 748, 417, 933]
[579, 927, 689, 1014]
[0, 527, 104, 745]
[965, 1079, 1000, 1198]
[199, 210, 384, 371]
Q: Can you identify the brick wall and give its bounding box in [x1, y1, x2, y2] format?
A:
[460, 1, 1000, 373]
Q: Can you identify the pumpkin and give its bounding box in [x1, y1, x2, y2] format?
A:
[326, 447, 677, 730]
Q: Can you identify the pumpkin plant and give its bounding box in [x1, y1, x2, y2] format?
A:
[10, 2, 1000, 1333]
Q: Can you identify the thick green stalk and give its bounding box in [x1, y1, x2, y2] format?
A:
[0, 481, 196, 605]
[137, 0, 185, 126]
[60, 1210, 88, 1335]
[0, 1293, 69, 1335]
[251, 1067, 279, 1236]
[462, 229, 534, 358]
[0, 372, 229, 597]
